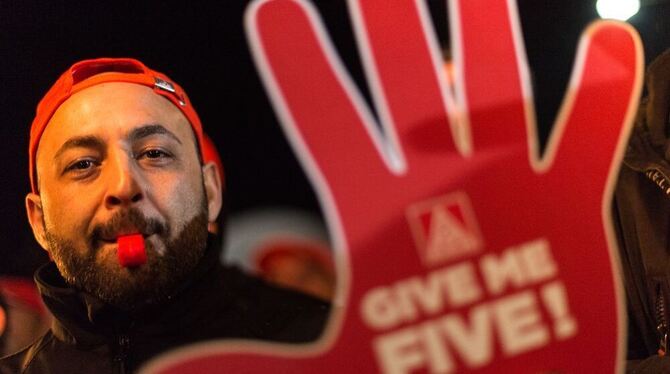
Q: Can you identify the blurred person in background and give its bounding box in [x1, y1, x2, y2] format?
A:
[0, 277, 51, 357]
[224, 207, 335, 302]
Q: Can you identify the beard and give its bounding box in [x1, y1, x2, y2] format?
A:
[45, 206, 209, 311]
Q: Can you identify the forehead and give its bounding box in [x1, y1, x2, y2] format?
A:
[38, 82, 195, 155]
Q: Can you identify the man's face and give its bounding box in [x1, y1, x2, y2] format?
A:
[26, 82, 222, 310]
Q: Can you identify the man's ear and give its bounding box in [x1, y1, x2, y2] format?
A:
[26, 193, 49, 251]
[202, 162, 223, 224]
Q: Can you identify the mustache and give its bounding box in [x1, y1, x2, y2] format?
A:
[90, 208, 168, 244]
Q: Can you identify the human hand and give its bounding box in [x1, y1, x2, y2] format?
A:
[144, 0, 642, 372]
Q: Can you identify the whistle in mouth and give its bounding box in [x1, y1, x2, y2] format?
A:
[117, 234, 147, 267]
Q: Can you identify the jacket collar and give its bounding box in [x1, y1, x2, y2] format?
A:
[35, 234, 224, 347]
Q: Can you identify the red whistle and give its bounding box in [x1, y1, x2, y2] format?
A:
[117, 234, 146, 268]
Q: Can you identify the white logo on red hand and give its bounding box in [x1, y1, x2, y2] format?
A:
[407, 192, 484, 267]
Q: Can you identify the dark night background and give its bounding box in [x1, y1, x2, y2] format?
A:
[0, 1, 668, 278]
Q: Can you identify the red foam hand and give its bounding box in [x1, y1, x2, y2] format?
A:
[143, 0, 642, 373]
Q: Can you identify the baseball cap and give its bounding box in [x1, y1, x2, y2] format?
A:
[29, 57, 206, 193]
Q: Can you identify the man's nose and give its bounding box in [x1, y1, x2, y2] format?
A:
[104, 153, 143, 208]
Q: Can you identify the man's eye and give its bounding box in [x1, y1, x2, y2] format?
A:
[138, 149, 173, 163]
[144, 149, 167, 158]
[67, 159, 96, 171]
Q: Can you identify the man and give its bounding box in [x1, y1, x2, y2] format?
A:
[614, 49, 670, 373]
[0, 58, 329, 373]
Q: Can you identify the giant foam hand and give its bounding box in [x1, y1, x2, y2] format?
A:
[144, 0, 642, 372]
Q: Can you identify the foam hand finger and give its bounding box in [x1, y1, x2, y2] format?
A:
[454, 0, 529, 154]
[550, 21, 642, 191]
[247, 0, 393, 199]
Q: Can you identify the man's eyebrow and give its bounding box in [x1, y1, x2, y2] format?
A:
[54, 136, 105, 160]
[128, 124, 182, 144]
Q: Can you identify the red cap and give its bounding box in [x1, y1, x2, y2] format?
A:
[29, 57, 206, 193]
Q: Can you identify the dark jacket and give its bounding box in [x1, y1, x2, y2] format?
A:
[0, 239, 330, 373]
[613, 124, 670, 373]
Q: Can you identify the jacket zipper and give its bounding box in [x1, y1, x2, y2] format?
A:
[656, 287, 668, 356]
[115, 333, 130, 374]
